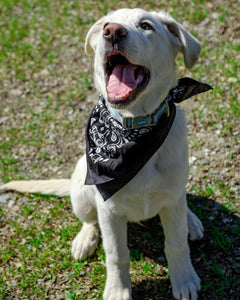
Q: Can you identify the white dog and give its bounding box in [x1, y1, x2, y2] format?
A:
[1, 8, 213, 300]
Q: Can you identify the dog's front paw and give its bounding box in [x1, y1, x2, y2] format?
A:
[171, 268, 200, 300]
[72, 223, 99, 260]
[187, 209, 204, 241]
[103, 287, 132, 300]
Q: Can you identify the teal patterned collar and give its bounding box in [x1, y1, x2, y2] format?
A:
[107, 77, 213, 129]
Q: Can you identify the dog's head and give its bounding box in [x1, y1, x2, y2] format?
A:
[85, 8, 201, 115]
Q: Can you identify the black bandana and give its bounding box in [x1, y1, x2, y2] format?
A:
[85, 77, 212, 200]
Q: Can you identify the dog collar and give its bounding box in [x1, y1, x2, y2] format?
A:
[108, 99, 169, 129]
[107, 77, 212, 129]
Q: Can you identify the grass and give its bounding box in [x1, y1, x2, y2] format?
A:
[0, 0, 240, 299]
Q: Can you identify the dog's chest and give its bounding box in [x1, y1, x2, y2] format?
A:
[106, 154, 176, 221]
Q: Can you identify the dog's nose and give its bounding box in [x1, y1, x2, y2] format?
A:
[103, 23, 127, 45]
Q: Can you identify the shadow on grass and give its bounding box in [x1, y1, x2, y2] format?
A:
[128, 194, 240, 300]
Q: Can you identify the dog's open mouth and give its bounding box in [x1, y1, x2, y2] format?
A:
[105, 51, 150, 107]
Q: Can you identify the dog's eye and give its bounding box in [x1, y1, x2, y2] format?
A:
[140, 22, 154, 31]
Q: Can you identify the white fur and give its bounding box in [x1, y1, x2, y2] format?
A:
[0, 8, 204, 300]
[0, 179, 70, 197]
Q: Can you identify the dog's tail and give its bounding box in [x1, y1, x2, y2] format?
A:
[0, 179, 71, 197]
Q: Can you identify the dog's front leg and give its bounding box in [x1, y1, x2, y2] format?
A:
[97, 204, 132, 300]
[159, 192, 200, 300]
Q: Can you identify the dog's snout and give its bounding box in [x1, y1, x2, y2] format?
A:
[103, 23, 127, 45]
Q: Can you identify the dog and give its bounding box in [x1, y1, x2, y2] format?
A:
[0, 8, 210, 300]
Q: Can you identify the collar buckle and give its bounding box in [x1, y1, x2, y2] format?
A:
[123, 114, 152, 129]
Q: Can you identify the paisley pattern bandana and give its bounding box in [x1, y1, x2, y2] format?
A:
[85, 77, 212, 200]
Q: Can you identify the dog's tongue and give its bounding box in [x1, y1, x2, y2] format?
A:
[107, 64, 144, 100]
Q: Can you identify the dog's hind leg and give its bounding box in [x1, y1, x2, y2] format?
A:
[70, 156, 99, 260]
[71, 221, 99, 260]
[187, 208, 204, 241]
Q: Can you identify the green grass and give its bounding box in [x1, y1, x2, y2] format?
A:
[0, 0, 240, 299]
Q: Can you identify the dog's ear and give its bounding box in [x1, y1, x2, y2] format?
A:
[85, 17, 106, 55]
[164, 18, 201, 69]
